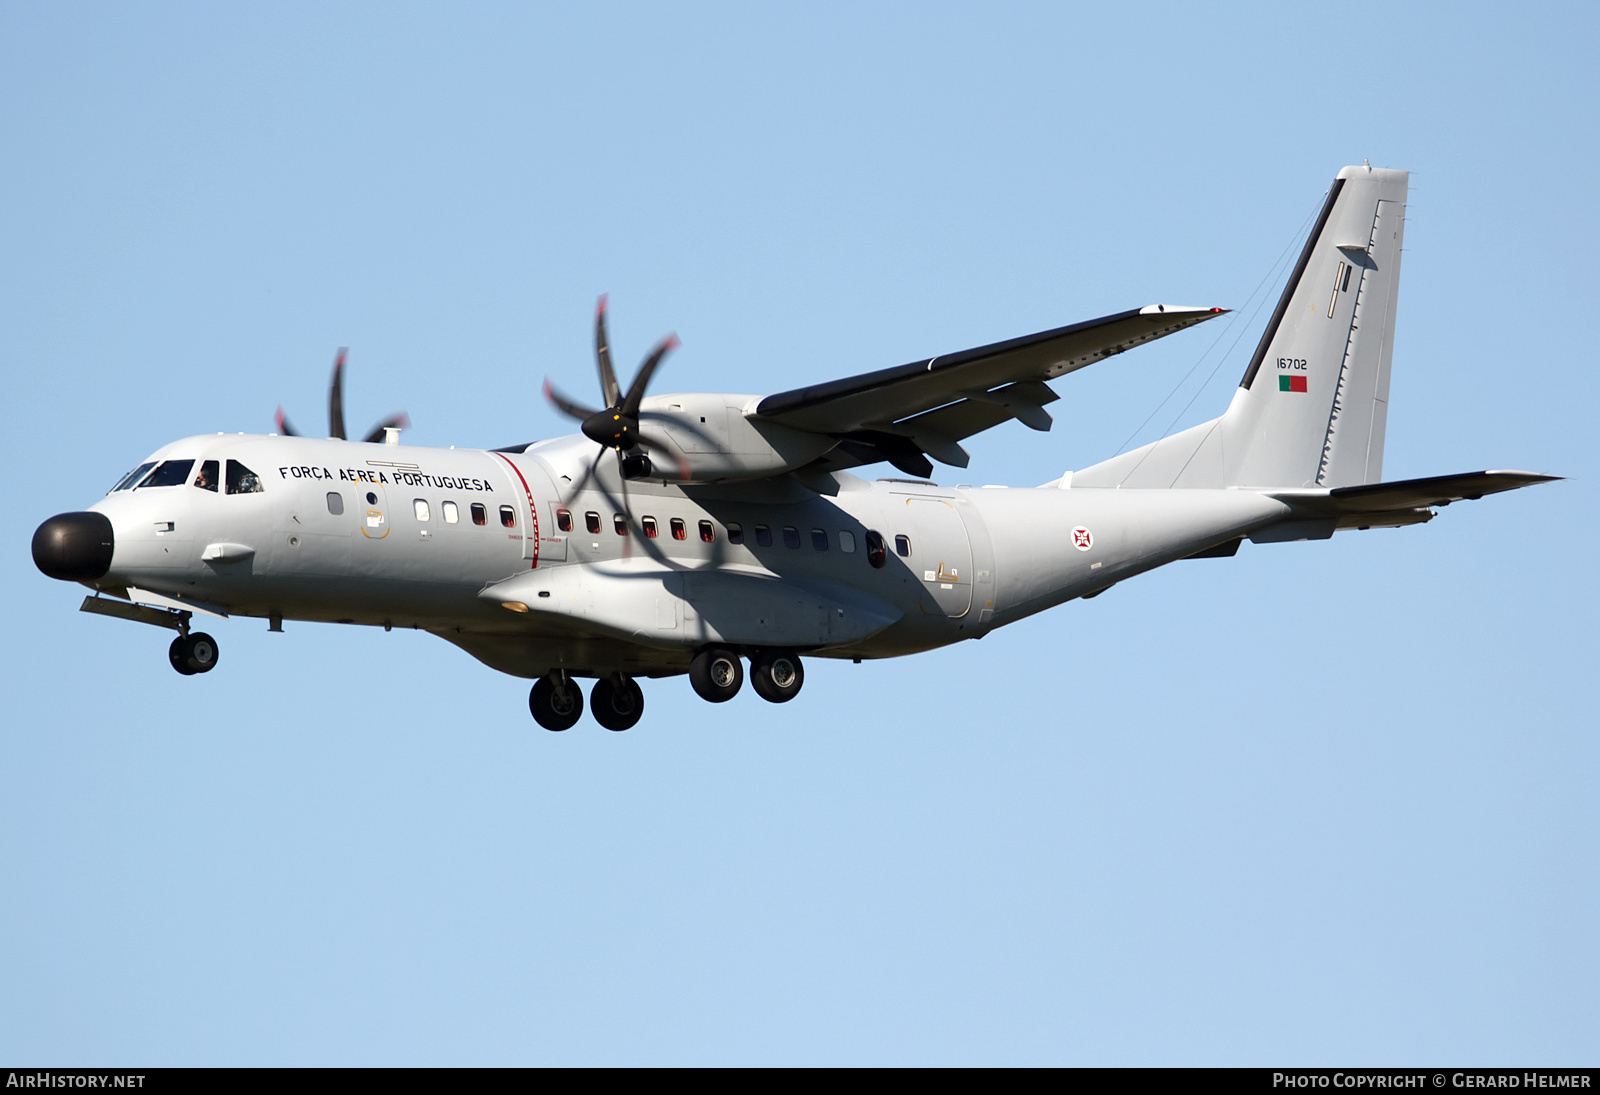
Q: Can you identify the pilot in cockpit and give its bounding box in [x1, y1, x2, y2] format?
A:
[192, 460, 217, 492]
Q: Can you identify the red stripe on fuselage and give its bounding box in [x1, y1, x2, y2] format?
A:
[492, 452, 541, 569]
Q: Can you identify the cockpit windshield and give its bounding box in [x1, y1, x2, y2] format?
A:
[193, 460, 219, 492]
[109, 462, 157, 493]
[226, 460, 264, 494]
[138, 460, 195, 489]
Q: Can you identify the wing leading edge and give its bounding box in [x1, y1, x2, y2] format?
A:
[753, 305, 1225, 477]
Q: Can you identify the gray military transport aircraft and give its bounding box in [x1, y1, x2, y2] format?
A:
[33, 165, 1556, 730]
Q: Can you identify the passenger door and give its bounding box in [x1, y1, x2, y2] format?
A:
[902, 496, 973, 617]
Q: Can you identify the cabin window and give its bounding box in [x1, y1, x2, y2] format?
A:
[865, 530, 887, 568]
[326, 492, 344, 516]
[670, 517, 687, 541]
[839, 530, 856, 553]
[811, 528, 828, 551]
[783, 526, 801, 549]
[585, 511, 601, 534]
[226, 461, 264, 494]
[471, 502, 487, 526]
[142, 460, 195, 489]
[500, 505, 517, 528]
[699, 520, 715, 543]
[414, 499, 431, 522]
[614, 513, 628, 536]
[755, 524, 772, 547]
[895, 534, 911, 557]
[193, 461, 219, 492]
[643, 516, 659, 538]
[442, 500, 459, 524]
[556, 508, 573, 532]
[111, 462, 157, 493]
[727, 523, 744, 545]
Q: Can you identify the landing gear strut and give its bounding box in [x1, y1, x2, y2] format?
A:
[529, 673, 583, 731]
[750, 650, 804, 703]
[591, 674, 644, 731]
[168, 632, 219, 675]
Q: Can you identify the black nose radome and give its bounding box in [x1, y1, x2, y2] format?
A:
[33, 511, 114, 581]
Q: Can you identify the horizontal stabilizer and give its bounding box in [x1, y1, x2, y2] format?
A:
[1270, 469, 1560, 515]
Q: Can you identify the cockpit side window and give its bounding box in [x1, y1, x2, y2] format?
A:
[226, 460, 264, 494]
[193, 460, 219, 492]
[141, 460, 195, 488]
[110, 462, 156, 493]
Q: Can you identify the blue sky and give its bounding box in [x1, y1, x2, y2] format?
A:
[3, 1, 1594, 1065]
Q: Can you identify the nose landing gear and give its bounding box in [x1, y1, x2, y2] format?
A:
[168, 632, 220, 675]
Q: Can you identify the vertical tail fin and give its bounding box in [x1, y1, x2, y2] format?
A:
[1075, 165, 1408, 490]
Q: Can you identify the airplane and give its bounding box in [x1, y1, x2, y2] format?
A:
[31, 164, 1557, 731]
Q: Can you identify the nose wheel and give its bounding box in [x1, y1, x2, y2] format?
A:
[168, 632, 220, 675]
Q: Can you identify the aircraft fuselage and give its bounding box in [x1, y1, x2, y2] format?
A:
[67, 430, 1290, 680]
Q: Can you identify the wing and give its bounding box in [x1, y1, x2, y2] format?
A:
[752, 305, 1226, 477]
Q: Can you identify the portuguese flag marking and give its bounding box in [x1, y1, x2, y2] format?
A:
[1279, 375, 1308, 393]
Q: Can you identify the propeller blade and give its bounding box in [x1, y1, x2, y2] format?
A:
[595, 295, 621, 409]
[359, 412, 411, 445]
[620, 334, 678, 418]
[544, 378, 600, 422]
[589, 458, 678, 569]
[615, 452, 634, 561]
[275, 406, 299, 437]
[328, 348, 348, 440]
[562, 446, 607, 505]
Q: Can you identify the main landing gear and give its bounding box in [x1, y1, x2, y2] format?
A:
[529, 673, 584, 731]
[527, 649, 806, 731]
[691, 647, 805, 705]
[749, 650, 804, 704]
[590, 675, 645, 732]
[168, 631, 219, 675]
[529, 671, 644, 732]
[689, 647, 743, 703]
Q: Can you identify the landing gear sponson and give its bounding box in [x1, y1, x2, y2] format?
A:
[528, 648, 805, 730]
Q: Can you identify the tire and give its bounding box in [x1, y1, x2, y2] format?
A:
[750, 651, 804, 704]
[168, 635, 197, 676]
[590, 676, 644, 732]
[184, 632, 219, 674]
[689, 647, 743, 703]
[529, 676, 583, 731]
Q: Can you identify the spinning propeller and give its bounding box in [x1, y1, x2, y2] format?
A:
[275, 348, 410, 443]
[544, 296, 686, 499]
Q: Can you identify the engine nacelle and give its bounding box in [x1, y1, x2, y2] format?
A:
[634, 393, 835, 483]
